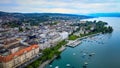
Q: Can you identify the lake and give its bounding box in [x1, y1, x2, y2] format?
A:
[45, 17, 120, 68]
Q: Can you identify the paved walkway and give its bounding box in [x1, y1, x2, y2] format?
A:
[39, 60, 50, 68]
[39, 56, 57, 68]
[58, 46, 66, 51]
[39, 46, 66, 68]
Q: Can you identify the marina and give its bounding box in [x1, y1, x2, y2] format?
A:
[66, 33, 101, 48]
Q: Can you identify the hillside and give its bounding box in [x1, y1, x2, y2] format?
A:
[0, 11, 93, 27]
[0, 11, 92, 22]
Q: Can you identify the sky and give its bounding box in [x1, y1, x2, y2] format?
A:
[0, 0, 120, 14]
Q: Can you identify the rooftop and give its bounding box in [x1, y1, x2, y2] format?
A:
[0, 44, 39, 63]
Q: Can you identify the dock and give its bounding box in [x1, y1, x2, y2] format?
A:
[67, 39, 81, 47]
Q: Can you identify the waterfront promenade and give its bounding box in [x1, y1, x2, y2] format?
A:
[39, 46, 66, 68]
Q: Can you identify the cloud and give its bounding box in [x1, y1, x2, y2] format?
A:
[0, 0, 12, 4]
[39, 8, 78, 13]
[0, 0, 120, 14]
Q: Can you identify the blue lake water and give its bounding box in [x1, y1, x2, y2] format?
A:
[45, 17, 120, 68]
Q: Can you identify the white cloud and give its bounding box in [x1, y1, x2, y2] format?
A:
[0, 0, 12, 4]
[0, 0, 120, 14]
[39, 8, 76, 13]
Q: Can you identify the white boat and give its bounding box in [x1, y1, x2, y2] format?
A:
[66, 64, 70, 66]
[55, 66, 59, 68]
[49, 65, 52, 67]
[84, 62, 88, 65]
[83, 53, 86, 56]
[91, 53, 95, 55]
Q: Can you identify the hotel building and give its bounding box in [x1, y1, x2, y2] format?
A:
[0, 38, 39, 68]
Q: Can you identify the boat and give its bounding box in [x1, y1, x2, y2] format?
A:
[83, 53, 86, 56]
[91, 53, 95, 55]
[49, 65, 52, 67]
[89, 52, 95, 56]
[66, 64, 70, 67]
[89, 54, 92, 56]
[84, 62, 88, 65]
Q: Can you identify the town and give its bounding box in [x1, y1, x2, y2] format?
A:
[0, 14, 113, 68]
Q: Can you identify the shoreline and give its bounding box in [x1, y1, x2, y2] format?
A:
[79, 33, 101, 40]
[66, 32, 101, 48]
[39, 32, 101, 68]
[39, 56, 57, 68]
[39, 46, 66, 68]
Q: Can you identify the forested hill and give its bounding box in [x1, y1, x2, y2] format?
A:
[0, 11, 92, 22]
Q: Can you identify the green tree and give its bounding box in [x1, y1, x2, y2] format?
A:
[26, 65, 33, 68]
[32, 60, 40, 68]
[19, 27, 23, 32]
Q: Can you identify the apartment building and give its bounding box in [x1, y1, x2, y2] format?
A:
[0, 39, 39, 68]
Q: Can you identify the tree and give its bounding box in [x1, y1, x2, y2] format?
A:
[19, 27, 23, 32]
[54, 51, 61, 56]
[32, 60, 40, 68]
[26, 65, 33, 68]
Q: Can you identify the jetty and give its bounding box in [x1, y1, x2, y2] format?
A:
[67, 39, 81, 47]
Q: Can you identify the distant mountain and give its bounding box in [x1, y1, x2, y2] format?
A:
[0, 11, 92, 20]
[89, 13, 120, 17]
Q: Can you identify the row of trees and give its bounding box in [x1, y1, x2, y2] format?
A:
[68, 35, 79, 40]
[26, 40, 67, 68]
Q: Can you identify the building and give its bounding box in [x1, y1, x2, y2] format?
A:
[59, 31, 69, 40]
[0, 44, 39, 68]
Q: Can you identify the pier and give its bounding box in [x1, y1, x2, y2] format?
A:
[67, 39, 81, 47]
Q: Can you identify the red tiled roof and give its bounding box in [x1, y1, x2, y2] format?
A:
[0, 44, 39, 63]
